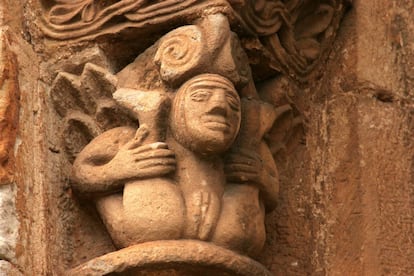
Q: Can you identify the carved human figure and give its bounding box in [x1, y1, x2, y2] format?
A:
[167, 74, 241, 242]
[71, 74, 239, 247]
[72, 72, 278, 257]
[169, 74, 279, 256]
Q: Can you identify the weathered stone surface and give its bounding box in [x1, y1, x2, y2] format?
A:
[0, 13, 21, 276]
[0, 260, 22, 276]
[0, 184, 18, 263]
[0, 28, 20, 184]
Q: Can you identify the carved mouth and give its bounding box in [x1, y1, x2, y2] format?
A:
[202, 115, 230, 132]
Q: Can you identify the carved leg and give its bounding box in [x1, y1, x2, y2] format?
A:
[95, 193, 128, 248]
[211, 184, 266, 257]
[122, 178, 186, 246]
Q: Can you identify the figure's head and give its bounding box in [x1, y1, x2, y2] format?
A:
[170, 74, 241, 155]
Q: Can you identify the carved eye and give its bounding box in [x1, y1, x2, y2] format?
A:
[226, 94, 240, 112]
[190, 90, 211, 102]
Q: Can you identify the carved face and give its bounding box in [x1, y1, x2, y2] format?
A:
[171, 74, 241, 155]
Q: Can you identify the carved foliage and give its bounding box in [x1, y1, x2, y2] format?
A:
[39, 0, 348, 81]
[240, 0, 348, 80]
[40, 0, 231, 40]
[50, 63, 135, 162]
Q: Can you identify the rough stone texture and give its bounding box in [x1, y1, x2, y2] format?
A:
[316, 1, 414, 274]
[0, 3, 22, 275]
[273, 0, 414, 274]
[0, 184, 18, 263]
[0, 260, 22, 276]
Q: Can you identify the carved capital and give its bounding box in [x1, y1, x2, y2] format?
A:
[45, 1, 349, 273]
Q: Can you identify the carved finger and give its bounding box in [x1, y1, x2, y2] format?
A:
[138, 165, 176, 178]
[224, 164, 258, 173]
[135, 124, 149, 139]
[225, 156, 258, 166]
[133, 149, 175, 161]
[226, 172, 258, 183]
[228, 148, 261, 161]
[139, 158, 176, 169]
[131, 142, 169, 154]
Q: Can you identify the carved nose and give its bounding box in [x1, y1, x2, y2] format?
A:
[208, 92, 228, 116]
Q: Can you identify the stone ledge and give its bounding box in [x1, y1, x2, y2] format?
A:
[67, 240, 272, 276]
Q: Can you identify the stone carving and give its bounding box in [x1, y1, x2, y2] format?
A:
[40, 0, 231, 40]
[45, 0, 347, 272]
[38, 0, 349, 81]
[50, 62, 136, 162]
[49, 11, 296, 274]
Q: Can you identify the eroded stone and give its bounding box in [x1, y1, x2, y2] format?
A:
[0, 184, 18, 263]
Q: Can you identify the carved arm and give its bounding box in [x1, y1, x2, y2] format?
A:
[224, 141, 279, 210]
[71, 125, 176, 196]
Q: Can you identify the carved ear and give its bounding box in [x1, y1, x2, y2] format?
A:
[154, 14, 251, 88]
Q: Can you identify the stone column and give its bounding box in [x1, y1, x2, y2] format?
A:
[305, 0, 414, 274]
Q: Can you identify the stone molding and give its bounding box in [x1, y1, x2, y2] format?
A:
[37, 0, 349, 81]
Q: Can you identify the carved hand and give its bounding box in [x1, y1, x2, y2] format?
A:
[225, 148, 276, 192]
[224, 145, 279, 210]
[108, 125, 176, 180]
[72, 125, 176, 195]
[225, 148, 263, 184]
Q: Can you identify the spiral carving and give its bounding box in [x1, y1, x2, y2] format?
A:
[154, 25, 205, 87]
